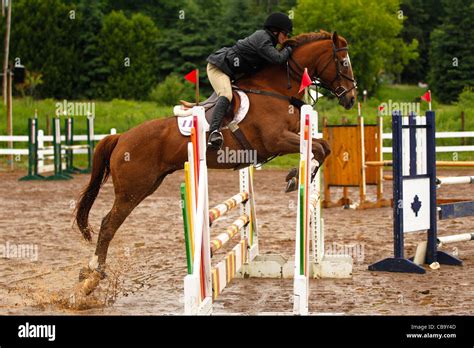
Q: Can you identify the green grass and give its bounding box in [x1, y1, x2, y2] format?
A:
[0, 98, 173, 136]
[0, 98, 174, 169]
[1, 84, 473, 170]
[317, 84, 472, 127]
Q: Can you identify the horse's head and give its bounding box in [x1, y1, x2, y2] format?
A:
[286, 31, 357, 110]
[322, 32, 357, 109]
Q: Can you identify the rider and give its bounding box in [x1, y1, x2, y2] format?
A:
[206, 12, 293, 150]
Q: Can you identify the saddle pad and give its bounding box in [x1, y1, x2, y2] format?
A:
[175, 90, 249, 137]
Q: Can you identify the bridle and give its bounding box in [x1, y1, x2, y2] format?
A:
[287, 41, 357, 99]
[231, 37, 357, 167]
[238, 38, 357, 109]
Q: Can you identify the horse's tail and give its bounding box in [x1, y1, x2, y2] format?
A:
[75, 134, 121, 241]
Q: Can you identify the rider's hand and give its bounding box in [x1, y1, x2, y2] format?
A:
[284, 39, 298, 48]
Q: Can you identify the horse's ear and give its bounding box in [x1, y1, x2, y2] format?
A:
[332, 31, 339, 46]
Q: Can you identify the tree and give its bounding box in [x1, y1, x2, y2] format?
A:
[399, 0, 444, 83]
[74, 0, 108, 99]
[98, 11, 160, 100]
[293, 0, 418, 94]
[102, 0, 186, 29]
[155, 0, 225, 95]
[8, 0, 82, 99]
[428, 0, 474, 103]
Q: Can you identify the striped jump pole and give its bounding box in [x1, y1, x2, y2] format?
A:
[208, 165, 258, 300]
[20, 113, 96, 181]
[64, 117, 74, 174]
[208, 192, 249, 225]
[211, 239, 247, 300]
[19, 117, 45, 181]
[183, 106, 212, 315]
[19, 117, 39, 180]
[181, 104, 350, 315]
[63, 116, 95, 174]
[210, 214, 249, 255]
[293, 105, 318, 315]
[87, 114, 95, 172]
[182, 106, 258, 315]
[293, 105, 352, 314]
[45, 117, 72, 180]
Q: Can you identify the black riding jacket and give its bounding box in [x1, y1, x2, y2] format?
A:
[207, 29, 292, 80]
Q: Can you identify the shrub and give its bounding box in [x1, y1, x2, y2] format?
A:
[149, 74, 196, 106]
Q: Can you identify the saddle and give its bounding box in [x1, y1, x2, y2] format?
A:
[174, 87, 247, 129]
[174, 88, 263, 167]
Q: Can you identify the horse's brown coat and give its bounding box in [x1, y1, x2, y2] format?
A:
[75, 31, 356, 293]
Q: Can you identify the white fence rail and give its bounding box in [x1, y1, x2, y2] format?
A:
[0, 129, 116, 156]
[0, 129, 472, 157]
[382, 131, 474, 154]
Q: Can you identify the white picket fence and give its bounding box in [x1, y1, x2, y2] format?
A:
[0, 128, 116, 172]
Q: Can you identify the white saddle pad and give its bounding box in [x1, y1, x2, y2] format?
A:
[174, 90, 249, 137]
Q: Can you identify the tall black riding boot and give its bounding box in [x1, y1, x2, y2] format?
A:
[207, 96, 230, 150]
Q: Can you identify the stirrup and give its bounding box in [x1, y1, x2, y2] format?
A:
[207, 130, 223, 150]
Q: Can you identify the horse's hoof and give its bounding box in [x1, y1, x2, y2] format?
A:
[96, 268, 107, 280]
[285, 167, 298, 182]
[79, 267, 92, 282]
[310, 167, 320, 182]
[81, 270, 102, 296]
[285, 177, 298, 193]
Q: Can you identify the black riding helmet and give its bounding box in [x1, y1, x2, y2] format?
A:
[264, 12, 293, 35]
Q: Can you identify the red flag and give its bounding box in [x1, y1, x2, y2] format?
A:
[378, 105, 384, 112]
[421, 90, 431, 102]
[184, 69, 198, 84]
[298, 68, 312, 93]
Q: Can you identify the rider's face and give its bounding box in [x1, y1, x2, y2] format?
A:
[277, 32, 288, 45]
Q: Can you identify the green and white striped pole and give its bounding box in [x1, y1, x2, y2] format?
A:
[86, 114, 94, 173]
[46, 117, 72, 180]
[19, 117, 44, 181]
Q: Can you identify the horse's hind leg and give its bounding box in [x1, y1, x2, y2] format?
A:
[80, 195, 139, 294]
[79, 169, 172, 295]
[93, 196, 138, 272]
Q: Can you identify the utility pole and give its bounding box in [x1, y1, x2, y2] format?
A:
[3, 0, 11, 105]
[3, 0, 13, 170]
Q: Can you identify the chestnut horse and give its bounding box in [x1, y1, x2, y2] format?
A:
[75, 31, 356, 293]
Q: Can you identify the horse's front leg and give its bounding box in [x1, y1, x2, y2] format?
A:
[282, 136, 331, 192]
[312, 138, 331, 165]
[310, 138, 331, 181]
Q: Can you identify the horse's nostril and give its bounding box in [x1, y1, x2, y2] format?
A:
[349, 97, 355, 108]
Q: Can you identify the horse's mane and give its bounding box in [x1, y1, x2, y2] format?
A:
[282, 30, 346, 48]
[239, 30, 347, 84]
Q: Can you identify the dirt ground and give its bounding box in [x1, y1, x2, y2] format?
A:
[0, 168, 473, 315]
